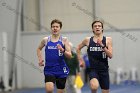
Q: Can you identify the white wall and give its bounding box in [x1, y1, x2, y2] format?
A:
[0, 33, 3, 78]
[23, 0, 94, 32]
[43, 0, 94, 31]
[95, 0, 140, 29]
[23, 0, 40, 31]
[0, 0, 21, 89]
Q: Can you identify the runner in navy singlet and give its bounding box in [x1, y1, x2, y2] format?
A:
[76, 20, 113, 93]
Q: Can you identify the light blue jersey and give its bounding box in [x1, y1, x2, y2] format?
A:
[44, 36, 69, 78]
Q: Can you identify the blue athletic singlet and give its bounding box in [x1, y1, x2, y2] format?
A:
[44, 36, 69, 78]
[87, 36, 109, 71]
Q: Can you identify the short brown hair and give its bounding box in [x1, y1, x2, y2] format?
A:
[92, 20, 103, 29]
[51, 19, 62, 28]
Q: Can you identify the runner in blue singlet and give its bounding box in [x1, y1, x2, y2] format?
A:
[37, 19, 72, 93]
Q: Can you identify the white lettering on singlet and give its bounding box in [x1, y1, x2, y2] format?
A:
[63, 67, 69, 74]
[48, 46, 57, 49]
[90, 47, 103, 51]
[59, 50, 63, 56]
[48, 46, 64, 56]
[90, 47, 107, 58]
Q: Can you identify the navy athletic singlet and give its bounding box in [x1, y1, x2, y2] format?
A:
[44, 36, 69, 78]
[87, 36, 109, 71]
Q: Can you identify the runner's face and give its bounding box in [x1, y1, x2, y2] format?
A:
[92, 22, 103, 35]
[51, 23, 61, 35]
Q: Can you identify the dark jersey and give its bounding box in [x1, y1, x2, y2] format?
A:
[87, 36, 109, 71]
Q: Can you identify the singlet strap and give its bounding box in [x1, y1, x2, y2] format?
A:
[89, 36, 93, 46]
[47, 36, 51, 42]
[58, 36, 63, 42]
[44, 36, 51, 45]
[102, 36, 106, 46]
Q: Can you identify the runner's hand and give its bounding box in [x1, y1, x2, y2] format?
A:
[78, 58, 85, 68]
[39, 60, 44, 66]
[57, 44, 65, 52]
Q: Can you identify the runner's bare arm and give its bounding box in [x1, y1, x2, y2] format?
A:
[77, 37, 90, 67]
[37, 37, 48, 66]
[104, 37, 113, 59]
[63, 37, 72, 59]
